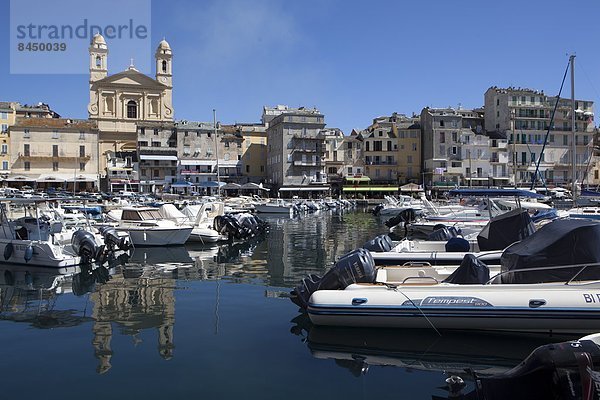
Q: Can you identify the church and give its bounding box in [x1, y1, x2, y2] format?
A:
[87, 33, 174, 190]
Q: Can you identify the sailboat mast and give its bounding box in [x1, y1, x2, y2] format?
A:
[570, 55, 577, 202]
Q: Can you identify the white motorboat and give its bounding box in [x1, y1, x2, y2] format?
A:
[292, 219, 600, 333]
[254, 199, 298, 215]
[179, 203, 228, 243]
[370, 209, 536, 266]
[0, 199, 129, 268]
[107, 206, 192, 246]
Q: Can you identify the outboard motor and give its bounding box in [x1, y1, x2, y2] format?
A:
[99, 226, 132, 252]
[71, 229, 100, 264]
[362, 234, 393, 252]
[290, 248, 376, 309]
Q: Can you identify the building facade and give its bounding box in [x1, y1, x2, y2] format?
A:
[9, 118, 99, 190]
[485, 87, 595, 187]
[87, 34, 174, 190]
[266, 107, 326, 189]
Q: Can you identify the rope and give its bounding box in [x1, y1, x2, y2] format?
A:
[530, 58, 571, 189]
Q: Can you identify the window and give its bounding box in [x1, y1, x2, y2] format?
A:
[53, 145, 58, 157]
[79, 131, 85, 140]
[0, 112, 7, 119]
[563, 135, 568, 146]
[154, 129, 159, 135]
[24, 161, 30, 171]
[141, 168, 147, 176]
[440, 132, 445, 143]
[246, 165, 250, 173]
[347, 167, 352, 174]
[162, 60, 167, 73]
[139, 141, 148, 147]
[153, 169, 159, 178]
[24, 129, 30, 138]
[52, 162, 58, 171]
[407, 155, 413, 163]
[412, 143, 417, 151]
[52, 130, 59, 139]
[237, 154, 241, 160]
[237, 142, 242, 148]
[1, 144, 6, 154]
[225, 141, 230, 148]
[80, 162, 85, 171]
[1, 161, 7, 170]
[365, 142, 370, 151]
[386, 141, 392, 151]
[440, 120, 445, 127]
[260, 165, 264, 172]
[127, 100, 137, 119]
[347, 142, 352, 149]
[96, 56, 102, 67]
[79, 145, 85, 158]
[140, 127, 145, 135]
[24, 144, 30, 157]
[1, 124, 7, 133]
[152, 141, 161, 147]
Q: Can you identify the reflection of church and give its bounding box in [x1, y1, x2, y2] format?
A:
[87, 33, 174, 190]
[90, 274, 176, 374]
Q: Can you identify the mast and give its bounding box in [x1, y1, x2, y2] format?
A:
[570, 55, 576, 202]
[213, 109, 221, 197]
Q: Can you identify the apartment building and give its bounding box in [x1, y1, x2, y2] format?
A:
[485, 87, 595, 187]
[266, 107, 326, 189]
[9, 118, 99, 190]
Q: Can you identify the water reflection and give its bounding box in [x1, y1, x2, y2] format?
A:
[290, 314, 578, 397]
[0, 210, 389, 376]
[0, 265, 91, 328]
[89, 266, 176, 373]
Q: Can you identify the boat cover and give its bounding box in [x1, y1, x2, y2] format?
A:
[500, 219, 600, 283]
[477, 209, 535, 251]
[443, 254, 490, 284]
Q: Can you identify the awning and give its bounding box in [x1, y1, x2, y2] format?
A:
[199, 181, 226, 188]
[171, 181, 194, 188]
[140, 155, 178, 161]
[67, 174, 98, 182]
[36, 176, 66, 183]
[241, 182, 267, 190]
[342, 187, 399, 192]
[221, 183, 241, 190]
[217, 161, 240, 168]
[279, 186, 330, 192]
[6, 175, 38, 181]
[345, 176, 371, 183]
[180, 159, 216, 166]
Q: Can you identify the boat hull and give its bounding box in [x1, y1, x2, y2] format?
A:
[119, 227, 193, 246]
[0, 239, 81, 267]
[307, 282, 600, 333]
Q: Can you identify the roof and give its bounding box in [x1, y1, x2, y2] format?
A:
[12, 118, 96, 130]
[91, 68, 167, 89]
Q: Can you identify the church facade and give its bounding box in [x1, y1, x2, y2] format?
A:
[87, 33, 174, 190]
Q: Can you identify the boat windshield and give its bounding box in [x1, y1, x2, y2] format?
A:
[122, 209, 163, 221]
[138, 210, 163, 220]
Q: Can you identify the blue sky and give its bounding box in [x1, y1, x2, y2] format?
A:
[2, 0, 600, 133]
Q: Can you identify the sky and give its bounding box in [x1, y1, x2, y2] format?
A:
[2, 0, 600, 134]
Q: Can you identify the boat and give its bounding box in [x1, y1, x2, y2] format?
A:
[106, 206, 193, 246]
[291, 219, 600, 333]
[254, 198, 299, 215]
[0, 199, 129, 268]
[179, 203, 228, 243]
[369, 208, 536, 267]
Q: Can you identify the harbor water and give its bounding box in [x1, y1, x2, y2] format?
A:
[0, 209, 571, 399]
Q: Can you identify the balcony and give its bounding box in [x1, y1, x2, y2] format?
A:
[139, 146, 178, 155]
[293, 160, 322, 167]
[18, 152, 91, 161]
